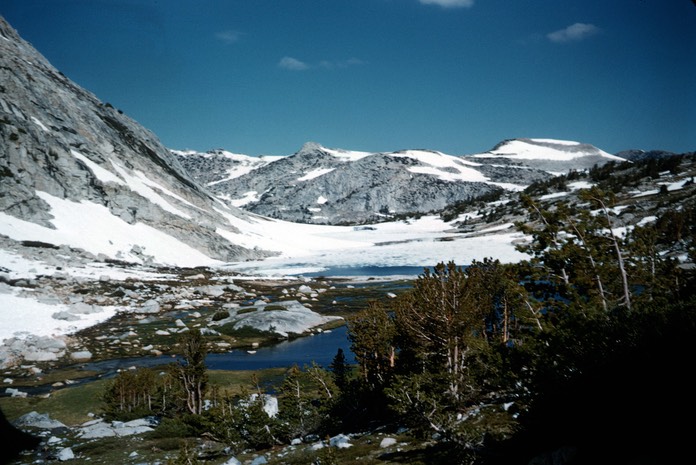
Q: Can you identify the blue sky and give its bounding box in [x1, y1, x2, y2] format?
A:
[1, 0, 694, 156]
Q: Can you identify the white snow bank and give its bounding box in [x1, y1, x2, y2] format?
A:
[0, 191, 220, 267]
[0, 290, 118, 341]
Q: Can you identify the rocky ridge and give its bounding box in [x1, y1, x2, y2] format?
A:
[175, 139, 624, 225]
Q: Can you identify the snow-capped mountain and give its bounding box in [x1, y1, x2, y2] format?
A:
[175, 139, 622, 225]
[470, 138, 625, 173]
[0, 16, 273, 267]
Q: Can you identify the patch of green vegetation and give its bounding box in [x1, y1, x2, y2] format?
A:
[207, 368, 287, 394]
[0, 377, 109, 425]
[262, 304, 287, 311]
[211, 310, 229, 321]
[0, 367, 100, 390]
[236, 307, 257, 315]
[71, 435, 186, 464]
[0, 165, 13, 177]
[318, 319, 346, 331]
[146, 417, 199, 439]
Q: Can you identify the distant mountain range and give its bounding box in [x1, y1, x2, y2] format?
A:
[174, 138, 625, 225]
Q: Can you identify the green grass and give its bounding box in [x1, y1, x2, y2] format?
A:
[236, 307, 257, 315]
[263, 304, 288, 311]
[208, 368, 287, 393]
[1, 377, 109, 425]
[0, 367, 101, 389]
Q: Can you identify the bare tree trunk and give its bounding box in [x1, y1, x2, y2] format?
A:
[594, 197, 632, 311]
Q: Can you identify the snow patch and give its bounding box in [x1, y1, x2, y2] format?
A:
[323, 147, 373, 161]
[0, 191, 220, 267]
[297, 168, 335, 182]
[229, 191, 261, 207]
[71, 150, 124, 185]
[30, 116, 49, 132]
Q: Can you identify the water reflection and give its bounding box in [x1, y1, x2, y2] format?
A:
[303, 265, 430, 278]
[206, 325, 355, 370]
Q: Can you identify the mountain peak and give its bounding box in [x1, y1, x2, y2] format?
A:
[478, 138, 622, 162]
[298, 141, 325, 154]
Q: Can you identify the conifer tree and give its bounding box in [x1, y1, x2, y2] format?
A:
[328, 348, 349, 393]
[375, 261, 536, 446]
[276, 364, 320, 441]
[102, 367, 159, 420]
[517, 189, 637, 314]
[174, 329, 208, 415]
[347, 301, 396, 389]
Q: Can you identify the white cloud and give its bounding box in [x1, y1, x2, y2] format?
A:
[279, 56, 364, 71]
[278, 56, 309, 71]
[547, 23, 600, 43]
[215, 30, 243, 44]
[419, 0, 475, 8]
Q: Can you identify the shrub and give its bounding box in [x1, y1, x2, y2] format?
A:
[148, 416, 202, 439]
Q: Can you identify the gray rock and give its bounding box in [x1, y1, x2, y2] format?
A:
[380, 437, 397, 448]
[57, 447, 75, 461]
[5, 387, 27, 397]
[14, 411, 67, 429]
[140, 299, 161, 313]
[77, 418, 155, 439]
[0, 16, 274, 264]
[70, 350, 92, 360]
[52, 311, 81, 321]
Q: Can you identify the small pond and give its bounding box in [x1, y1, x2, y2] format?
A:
[206, 325, 355, 371]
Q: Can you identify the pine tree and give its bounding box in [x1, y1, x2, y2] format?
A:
[379, 261, 536, 446]
[276, 364, 320, 441]
[517, 189, 638, 314]
[328, 348, 349, 392]
[173, 329, 208, 415]
[347, 301, 396, 389]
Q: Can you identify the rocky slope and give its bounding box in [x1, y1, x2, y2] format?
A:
[0, 16, 272, 266]
[175, 139, 624, 225]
